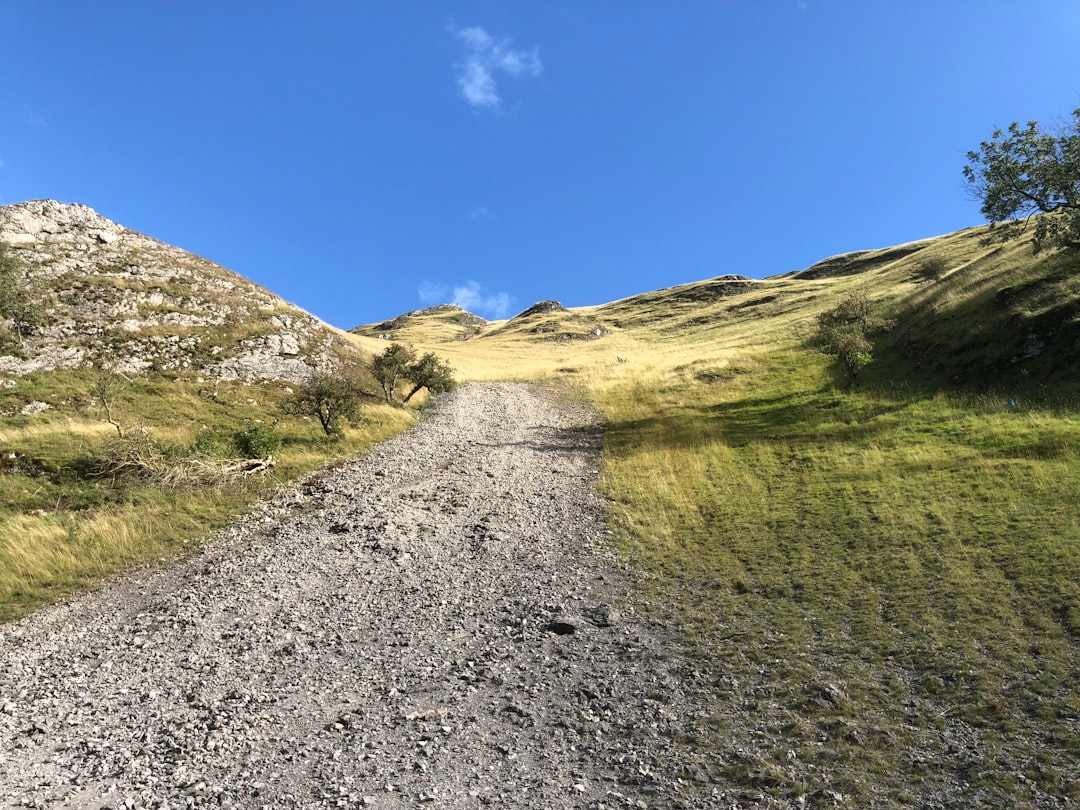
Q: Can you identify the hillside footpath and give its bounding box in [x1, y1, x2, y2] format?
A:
[0, 383, 725, 809]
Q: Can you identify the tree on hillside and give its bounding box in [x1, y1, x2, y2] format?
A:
[94, 367, 131, 437]
[963, 108, 1080, 253]
[0, 244, 43, 349]
[402, 352, 455, 404]
[814, 291, 892, 388]
[372, 343, 416, 402]
[281, 371, 371, 440]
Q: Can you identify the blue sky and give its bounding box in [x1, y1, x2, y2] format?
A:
[1, 3, 1078, 328]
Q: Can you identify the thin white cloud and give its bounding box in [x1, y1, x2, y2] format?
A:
[417, 281, 449, 305]
[23, 106, 47, 127]
[467, 205, 492, 220]
[417, 279, 515, 319]
[452, 281, 513, 318]
[449, 24, 542, 110]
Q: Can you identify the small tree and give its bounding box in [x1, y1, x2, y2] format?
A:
[0, 244, 43, 349]
[963, 108, 1080, 252]
[402, 352, 455, 404]
[281, 372, 366, 440]
[94, 368, 130, 437]
[815, 291, 891, 388]
[372, 343, 416, 402]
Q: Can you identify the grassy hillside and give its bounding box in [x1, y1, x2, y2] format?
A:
[393, 224, 1080, 807]
[0, 367, 415, 621]
[0, 201, 423, 620]
[5, 211, 1079, 805]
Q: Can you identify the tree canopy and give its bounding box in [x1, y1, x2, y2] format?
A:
[281, 371, 367, 440]
[402, 352, 455, 404]
[814, 291, 891, 389]
[963, 108, 1080, 252]
[371, 343, 455, 405]
[372, 343, 416, 402]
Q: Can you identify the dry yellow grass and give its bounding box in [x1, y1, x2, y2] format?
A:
[0, 416, 114, 444]
[0, 507, 191, 618]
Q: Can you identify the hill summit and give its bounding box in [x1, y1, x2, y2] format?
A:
[0, 200, 360, 382]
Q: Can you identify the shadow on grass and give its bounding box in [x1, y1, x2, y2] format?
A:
[604, 389, 907, 452]
[881, 248, 1080, 394]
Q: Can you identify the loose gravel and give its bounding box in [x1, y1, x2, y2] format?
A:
[0, 383, 724, 809]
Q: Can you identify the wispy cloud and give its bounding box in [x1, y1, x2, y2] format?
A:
[417, 281, 449, 303]
[418, 279, 515, 319]
[449, 24, 542, 110]
[467, 205, 493, 220]
[23, 106, 47, 127]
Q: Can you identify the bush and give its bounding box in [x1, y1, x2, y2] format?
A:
[914, 256, 949, 282]
[233, 422, 279, 458]
[190, 428, 230, 458]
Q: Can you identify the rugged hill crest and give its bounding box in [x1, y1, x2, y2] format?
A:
[0, 200, 359, 382]
[351, 303, 488, 342]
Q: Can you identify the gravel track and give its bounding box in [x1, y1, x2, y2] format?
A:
[0, 383, 719, 809]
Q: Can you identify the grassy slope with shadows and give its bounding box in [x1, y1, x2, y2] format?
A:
[396, 223, 1080, 807]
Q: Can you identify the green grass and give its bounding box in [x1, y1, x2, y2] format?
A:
[0, 369, 415, 622]
[593, 347, 1080, 806]
[5, 218, 1080, 805]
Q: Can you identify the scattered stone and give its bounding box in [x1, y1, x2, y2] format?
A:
[583, 605, 620, 628]
[512, 300, 568, 319]
[0, 384, 720, 808]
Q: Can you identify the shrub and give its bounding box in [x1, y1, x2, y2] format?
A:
[914, 256, 949, 282]
[233, 422, 279, 458]
[281, 371, 370, 440]
[190, 428, 230, 458]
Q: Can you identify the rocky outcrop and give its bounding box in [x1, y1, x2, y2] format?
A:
[512, 300, 567, 319]
[354, 304, 488, 342]
[0, 200, 360, 382]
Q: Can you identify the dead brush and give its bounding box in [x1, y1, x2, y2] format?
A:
[89, 426, 273, 487]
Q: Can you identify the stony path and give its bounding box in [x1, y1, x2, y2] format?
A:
[0, 383, 719, 809]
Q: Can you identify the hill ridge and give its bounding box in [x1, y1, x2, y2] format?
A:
[0, 200, 361, 382]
